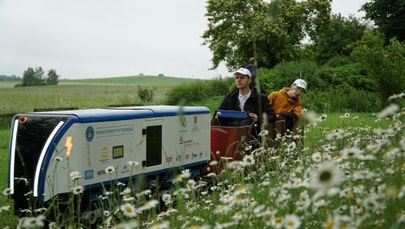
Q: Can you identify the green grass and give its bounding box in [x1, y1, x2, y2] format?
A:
[0, 81, 19, 88]
[0, 76, 199, 114]
[60, 75, 195, 86]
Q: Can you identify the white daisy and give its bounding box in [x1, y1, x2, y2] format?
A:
[283, 214, 301, 229]
[162, 193, 173, 205]
[72, 185, 84, 195]
[2, 188, 12, 196]
[242, 154, 255, 167]
[137, 199, 159, 212]
[105, 166, 116, 174]
[309, 161, 343, 193]
[120, 203, 137, 218]
[20, 215, 45, 228]
[376, 103, 400, 119]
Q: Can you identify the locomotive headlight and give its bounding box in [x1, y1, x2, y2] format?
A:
[65, 136, 73, 158]
[18, 115, 28, 124]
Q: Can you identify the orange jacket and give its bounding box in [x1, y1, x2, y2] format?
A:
[268, 87, 303, 119]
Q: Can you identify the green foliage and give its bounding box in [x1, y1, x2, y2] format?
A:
[317, 63, 377, 91]
[309, 15, 367, 64]
[323, 55, 356, 67]
[165, 78, 230, 105]
[20, 67, 59, 87]
[259, 60, 319, 92]
[203, 0, 332, 70]
[46, 69, 59, 85]
[351, 30, 405, 100]
[136, 85, 155, 104]
[303, 85, 383, 113]
[362, 0, 405, 42]
[257, 59, 382, 112]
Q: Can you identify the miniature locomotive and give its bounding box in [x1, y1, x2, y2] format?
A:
[8, 106, 211, 215]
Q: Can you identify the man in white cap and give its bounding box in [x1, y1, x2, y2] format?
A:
[267, 79, 307, 130]
[212, 67, 276, 131]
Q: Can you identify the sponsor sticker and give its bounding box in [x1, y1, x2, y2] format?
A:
[84, 169, 94, 180]
[113, 145, 124, 159]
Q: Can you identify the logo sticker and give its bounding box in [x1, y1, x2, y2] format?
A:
[112, 145, 124, 159]
[84, 169, 94, 180]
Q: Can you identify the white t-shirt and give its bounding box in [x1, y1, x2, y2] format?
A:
[238, 90, 251, 110]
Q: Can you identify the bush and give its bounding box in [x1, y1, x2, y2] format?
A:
[318, 63, 377, 91]
[137, 85, 155, 104]
[165, 78, 230, 105]
[259, 60, 320, 93]
[303, 85, 383, 113]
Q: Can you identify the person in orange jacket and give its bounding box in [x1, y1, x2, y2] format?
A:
[267, 79, 307, 130]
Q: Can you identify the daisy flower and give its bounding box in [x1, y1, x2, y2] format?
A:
[72, 185, 84, 195]
[242, 154, 255, 167]
[340, 147, 363, 160]
[272, 215, 283, 228]
[105, 166, 116, 174]
[150, 221, 170, 229]
[185, 200, 197, 212]
[113, 221, 139, 229]
[2, 188, 12, 196]
[283, 214, 301, 229]
[0, 205, 10, 212]
[127, 161, 140, 169]
[309, 161, 343, 193]
[120, 203, 137, 218]
[137, 199, 159, 212]
[303, 110, 318, 124]
[162, 193, 173, 205]
[261, 210, 275, 226]
[19, 215, 45, 228]
[376, 103, 400, 119]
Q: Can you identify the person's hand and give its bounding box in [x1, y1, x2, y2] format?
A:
[249, 113, 258, 122]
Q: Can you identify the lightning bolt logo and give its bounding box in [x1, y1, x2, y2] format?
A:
[65, 136, 73, 158]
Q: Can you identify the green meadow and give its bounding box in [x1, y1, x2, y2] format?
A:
[0, 76, 403, 228]
[0, 76, 196, 114]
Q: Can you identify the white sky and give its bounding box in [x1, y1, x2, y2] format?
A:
[0, 0, 367, 79]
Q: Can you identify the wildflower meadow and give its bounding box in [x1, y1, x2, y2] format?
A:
[2, 100, 405, 228]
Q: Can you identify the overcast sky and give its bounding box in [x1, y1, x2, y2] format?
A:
[0, 0, 367, 80]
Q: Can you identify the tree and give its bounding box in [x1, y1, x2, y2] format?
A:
[46, 69, 59, 85]
[362, 0, 405, 42]
[22, 67, 36, 86]
[33, 66, 45, 85]
[310, 14, 368, 64]
[202, 0, 331, 71]
[351, 30, 405, 100]
[21, 66, 58, 86]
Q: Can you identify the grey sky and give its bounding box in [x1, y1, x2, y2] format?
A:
[0, 0, 367, 79]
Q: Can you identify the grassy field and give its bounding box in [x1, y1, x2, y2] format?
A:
[0, 76, 196, 114]
[0, 77, 403, 228]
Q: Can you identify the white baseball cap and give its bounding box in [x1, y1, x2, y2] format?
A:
[293, 79, 307, 91]
[234, 67, 251, 77]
